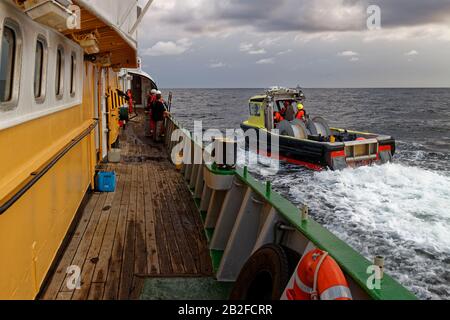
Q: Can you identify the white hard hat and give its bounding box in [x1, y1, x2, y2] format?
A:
[151, 89, 157, 94]
[156, 90, 162, 95]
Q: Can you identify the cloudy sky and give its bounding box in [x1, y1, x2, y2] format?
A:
[137, 0, 450, 88]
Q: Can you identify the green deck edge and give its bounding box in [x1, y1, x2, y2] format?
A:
[200, 211, 207, 224]
[140, 277, 234, 300]
[205, 228, 215, 243]
[233, 166, 417, 300]
[171, 117, 417, 300]
[210, 249, 224, 274]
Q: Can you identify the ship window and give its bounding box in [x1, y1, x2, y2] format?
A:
[249, 102, 261, 117]
[70, 52, 76, 96]
[0, 26, 16, 103]
[34, 37, 48, 102]
[55, 46, 64, 98]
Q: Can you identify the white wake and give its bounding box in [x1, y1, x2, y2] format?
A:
[276, 163, 450, 299]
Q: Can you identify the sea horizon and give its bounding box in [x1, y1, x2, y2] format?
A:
[160, 86, 450, 90]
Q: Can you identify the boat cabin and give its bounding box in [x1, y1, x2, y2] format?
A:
[246, 87, 306, 130]
[242, 87, 395, 170]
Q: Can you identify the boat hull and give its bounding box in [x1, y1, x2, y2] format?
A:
[240, 123, 396, 170]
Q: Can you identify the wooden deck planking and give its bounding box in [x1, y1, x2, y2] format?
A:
[134, 164, 148, 276]
[147, 163, 172, 275]
[56, 191, 109, 297]
[153, 164, 189, 274]
[72, 170, 116, 300]
[171, 171, 213, 275]
[41, 192, 101, 300]
[91, 164, 126, 284]
[165, 169, 208, 274]
[41, 113, 212, 300]
[103, 164, 132, 300]
[142, 164, 160, 275]
[118, 164, 137, 299]
[159, 164, 198, 274]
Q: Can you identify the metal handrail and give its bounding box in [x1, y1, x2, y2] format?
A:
[0, 120, 98, 215]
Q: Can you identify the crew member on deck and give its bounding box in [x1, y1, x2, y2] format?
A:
[127, 89, 134, 115]
[146, 89, 157, 137]
[152, 91, 168, 142]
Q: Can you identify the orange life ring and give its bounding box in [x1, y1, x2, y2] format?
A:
[286, 249, 352, 300]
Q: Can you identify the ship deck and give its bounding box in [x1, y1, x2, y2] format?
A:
[40, 113, 212, 300]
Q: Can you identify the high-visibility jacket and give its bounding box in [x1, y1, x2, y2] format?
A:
[296, 110, 305, 120]
[127, 91, 134, 114]
[274, 112, 284, 123]
[146, 95, 156, 110]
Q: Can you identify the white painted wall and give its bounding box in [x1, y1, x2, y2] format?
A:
[0, 1, 83, 131]
[77, 0, 139, 44]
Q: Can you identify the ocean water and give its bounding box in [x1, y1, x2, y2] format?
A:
[166, 88, 450, 300]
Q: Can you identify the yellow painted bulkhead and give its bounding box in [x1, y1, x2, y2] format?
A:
[0, 61, 124, 299]
[0, 1, 134, 300]
[0, 61, 99, 299]
[105, 68, 121, 148]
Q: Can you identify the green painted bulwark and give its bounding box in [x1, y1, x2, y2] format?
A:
[234, 167, 417, 300]
[205, 163, 236, 176]
[200, 211, 207, 224]
[205, 228, 215, 243]
[210, 250, 224, 274]
[167, 117, 417, 301]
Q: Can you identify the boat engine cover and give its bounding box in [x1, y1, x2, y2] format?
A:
[312, 117, 332, 137]
[277, 120, 308, 139]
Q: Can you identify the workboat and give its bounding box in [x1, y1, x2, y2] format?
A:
[0, 0, 415, 301]
[241, 87, 396, 170]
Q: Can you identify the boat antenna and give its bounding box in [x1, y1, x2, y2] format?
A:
[168, 92, 173, 112]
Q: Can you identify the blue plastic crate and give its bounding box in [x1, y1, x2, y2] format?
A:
[96, 171, 116, 192]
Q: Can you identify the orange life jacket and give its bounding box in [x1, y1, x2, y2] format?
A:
[274, 112, 284, 123]
[127, 91, 133, 113]
[296, 110, 305, 120]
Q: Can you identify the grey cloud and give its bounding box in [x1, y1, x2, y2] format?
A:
[138, 0, 450, 88]
[153, 0, 450, 35]
[214, 0, 365, 32]
[367, 0, 450, 27]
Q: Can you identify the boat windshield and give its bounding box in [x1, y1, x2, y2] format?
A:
[275, 99, 299, 112]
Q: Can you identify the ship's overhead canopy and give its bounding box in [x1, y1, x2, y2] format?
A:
[11, 0, 153, 68]
[127, 69, 157, 89]
[70, 0, 153, 68]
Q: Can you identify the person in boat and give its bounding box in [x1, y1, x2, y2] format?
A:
[274, 110, 284, 124]
[273, 101, 289, 124]
[296, 103, 306, 121]
[152, 91, 168, 142]
[284, 100, 296, 121]
[281, 101, 289, 117]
